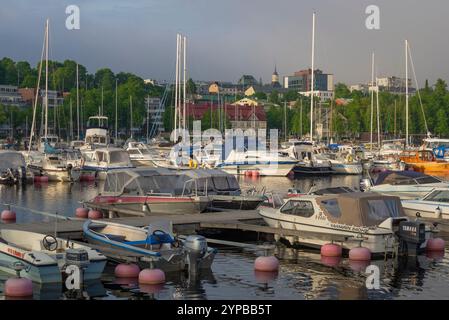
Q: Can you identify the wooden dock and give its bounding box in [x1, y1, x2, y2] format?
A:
[0, 210, 262, 240]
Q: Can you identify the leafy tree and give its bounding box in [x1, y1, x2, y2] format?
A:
[334, 83, 351, 99]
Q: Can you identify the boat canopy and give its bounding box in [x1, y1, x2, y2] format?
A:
[0, 151, 26, 169]
[374, 170, 441, 186]
[316, 192, 405, 227]
[102, 168, 241, 196]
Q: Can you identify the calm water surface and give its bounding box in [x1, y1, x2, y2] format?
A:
[1, 175, 449, 300]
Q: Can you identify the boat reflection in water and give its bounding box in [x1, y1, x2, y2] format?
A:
[274, 245, 444, 300]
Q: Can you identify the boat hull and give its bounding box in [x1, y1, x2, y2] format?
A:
[91, 195, 209, 215]
[0, 251, 61, 284]
[330, 163, 363, 175]
[217, 163, 296, 176]
[208, 195, 264, 210]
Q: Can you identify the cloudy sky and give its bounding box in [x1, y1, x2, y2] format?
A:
[1, 0, 448, 86]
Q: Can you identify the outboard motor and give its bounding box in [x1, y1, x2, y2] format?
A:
[184, 235, 208, 275]
[359, 177, 372, 192]
[397, 221, 426, 256]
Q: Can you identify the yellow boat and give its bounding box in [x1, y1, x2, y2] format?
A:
[400, 150, 449, 173]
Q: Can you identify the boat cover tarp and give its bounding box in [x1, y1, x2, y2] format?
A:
[374, 170, 429, 186]
[317, 192, 405, 227]
[0, 151, 26, 169]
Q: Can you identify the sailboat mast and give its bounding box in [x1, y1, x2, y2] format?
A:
[174, 34, 179, 140]
[376, 76, 380, 149]
[146, 94, 150, 142]
[115, 78, 118, 141]
[405, 39, 409, 147]
[370, 52, 374, 151]
[183, 35, 187, 131]
[76, 63, 80, 140]
[44, 19, 49, 139]
[309, 12, 315, 142]
[130, 95, 133, 139]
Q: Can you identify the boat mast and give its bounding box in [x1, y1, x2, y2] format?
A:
[28, 21, 46, 152]
[76, 63, 80, 140]
[146, 94, 150, 142]
[115, 78, 118, 141]
[183, 35, 187, 131]
[405, 39, 409, 148]
[130, 95, 133, 139]
[376, 74, 380, 150]
[309, 12, 315, 143]
[370, 52, 374, 151]
[174, 34, 179, 140]
[69, 98, 73, 141]
[44, 19, 49, 140]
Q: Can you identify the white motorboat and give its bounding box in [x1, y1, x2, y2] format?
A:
[360, 170, 449, 199]
[215, 149, 298, 176]
[83, 219, 216, 272]
[89, 167, 210, 216]
[28, 151, 82, 182]
[0, 229, 107, 283]
[281, 141, 333, 175]
[80, 116, 111, 151]
[125, 141, 167, 167]
[259, 192, 436, 255]
[81, 147, 134, 180]
[326, 145, 362, 175]
[401, 188, 449, 219]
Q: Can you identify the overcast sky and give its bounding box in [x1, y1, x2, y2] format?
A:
[1, 0, 448, 86]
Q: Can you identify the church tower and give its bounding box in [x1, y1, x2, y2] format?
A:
[271, 64, 280, 87]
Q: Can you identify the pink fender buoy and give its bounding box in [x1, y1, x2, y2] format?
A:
[75, 208, 89, 219]
[5, 278, 33, 298]
[254, 256, 279, 272]
[320, 255, 341, 267]
[88, 210, 103, 220]
[252, 170, 260, 177]
[426, 250, 445, 261]
[426, 238, 445, 251]
[1, 210, 16, 222]
[114, 277, 139, 286]
[34, 176, 48, 183]
[138, 269, 166, 285]
[245, 170, 252, 177]
[348, 260, 370, 272]
[139, 283, 165, 294]
[320, 243, 342, 257]
[254, 270, 278, 283]
[349, 247, 371, 261]
[115, 263, 140, 278]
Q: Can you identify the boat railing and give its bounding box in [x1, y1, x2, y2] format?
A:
[182, 178, 198, 197]
[146, 192, 175, 197]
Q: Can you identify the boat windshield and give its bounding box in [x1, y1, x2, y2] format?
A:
[366, 199, 402, 222]
[415, 176, 441, 184]
[109, 151, 130, 164]
[423, 190, 449, 202]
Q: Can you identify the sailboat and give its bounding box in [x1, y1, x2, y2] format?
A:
[288, 13, 332, 175]
[26, 19, 83, 182]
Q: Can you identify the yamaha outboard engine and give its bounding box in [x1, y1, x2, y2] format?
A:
[184, 235, 208, 275]
[397, 221, 426, 256]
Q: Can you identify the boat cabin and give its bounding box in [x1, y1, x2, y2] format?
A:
[374, 170, 442, 186]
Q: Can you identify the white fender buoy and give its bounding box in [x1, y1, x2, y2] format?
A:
[349, 247, 371, 261]
[5, 278, 33, 298]
[1, 210, 16, 222]
[115, 263, 140, 278]
[88, 210, 103, 220]
[75, 208, 89, 219]
[426, 238, 445, 252]
[138, 269, 166, 285]
[254, 256, 279, 272]
[320, 243, 342, 257]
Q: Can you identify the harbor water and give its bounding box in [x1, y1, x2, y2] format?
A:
[1, 175, 449, 300]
